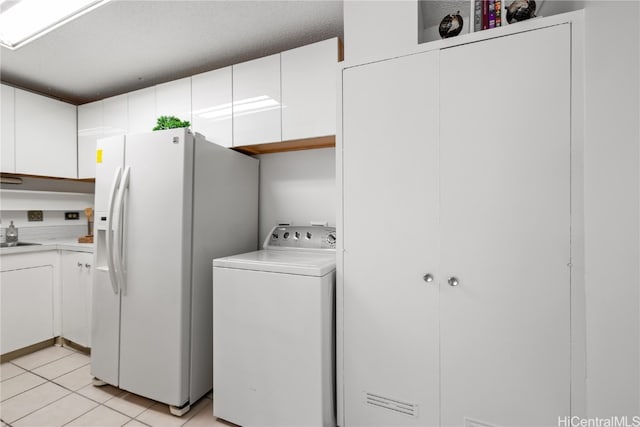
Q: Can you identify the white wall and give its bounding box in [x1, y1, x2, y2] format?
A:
[257, 148, 336, 243]
[0, 190, 94, 241]
[583, 0, 640, 417]
[344, 0, 419, 65]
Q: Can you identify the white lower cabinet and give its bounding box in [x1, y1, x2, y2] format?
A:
[61, 251, 93, 347]
[0, 252, 56, 354]
[341, 24, 571, 426]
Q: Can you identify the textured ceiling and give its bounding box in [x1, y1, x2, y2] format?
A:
[0, 0, 343, 104]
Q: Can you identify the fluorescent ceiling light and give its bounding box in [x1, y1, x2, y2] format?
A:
[0, 0, 109, 50]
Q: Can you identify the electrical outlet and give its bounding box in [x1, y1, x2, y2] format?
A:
[28, 210, 43, 221]
[65, 211, 80, 220]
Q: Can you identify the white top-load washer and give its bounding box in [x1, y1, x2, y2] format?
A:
[212, 225, 336, 427]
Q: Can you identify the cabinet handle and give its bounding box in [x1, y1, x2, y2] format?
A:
[85, 263, 91, 268]
[448, 276, 459, 287]
[423, 273, 434, 283]
[77, 262, 83, 267]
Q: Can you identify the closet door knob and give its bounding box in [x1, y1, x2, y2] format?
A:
[448, 277, 459, 287]
[423, 273, 434, 283]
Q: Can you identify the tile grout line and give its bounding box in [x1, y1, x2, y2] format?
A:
[1, 349, 94, 425]
[3, 346, 217, 427]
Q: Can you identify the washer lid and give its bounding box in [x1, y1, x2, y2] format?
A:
[213, 249, 336, 277]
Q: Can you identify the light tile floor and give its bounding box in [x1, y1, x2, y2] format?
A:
[1, 345, 235, 427]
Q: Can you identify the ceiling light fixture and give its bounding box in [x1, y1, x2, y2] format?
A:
[0, 0, 109, 50]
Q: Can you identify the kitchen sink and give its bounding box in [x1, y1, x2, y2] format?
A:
[0, 242, 42, 248]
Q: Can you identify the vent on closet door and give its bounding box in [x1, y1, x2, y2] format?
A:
[364, 392, 418, 418]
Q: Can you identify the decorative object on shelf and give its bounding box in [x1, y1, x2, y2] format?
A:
[506, 0, 536, 23]
[439, 11, 464, 39]
[6, 220, 18, 246]
[78, 207, 94, 244]
[152, 115, 191, 131]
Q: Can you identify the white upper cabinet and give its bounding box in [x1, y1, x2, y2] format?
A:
[103, 94, 128, 138]
[77, 100, 103, 179]
[1, 84, 15, 173]
[233, 53, 282, 146]
[14, 88, 77, 178]
[78, 94, 128, 180]
[281, 38, 339, 141]
[192, 67, 232, 147]
[156, 77, 192, 126]
[128, 86, 156, 134]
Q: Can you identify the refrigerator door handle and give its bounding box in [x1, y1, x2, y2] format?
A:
[106, 167, 122, 295]
[114, 165, 131, 295]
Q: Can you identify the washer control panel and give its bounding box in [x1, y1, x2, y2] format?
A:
[264, 225, 336, 250]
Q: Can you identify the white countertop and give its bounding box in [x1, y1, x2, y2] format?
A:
[0, 238, 94, 255]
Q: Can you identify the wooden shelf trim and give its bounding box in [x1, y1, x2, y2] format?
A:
[231, 135, 335, 155]
[1, 173, 95, 183]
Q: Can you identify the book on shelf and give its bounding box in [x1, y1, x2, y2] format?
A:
[475, 0, 503, 32]
[488, 0, 496, 28]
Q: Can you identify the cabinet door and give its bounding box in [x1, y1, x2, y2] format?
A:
[233, 54, 281, 146]
[192, 67, 233, 147]
[281, 38, 338, 141]
[103, 94, 128, 137]
[156, 77, 192, 126]
[15, 89, 77, 178]
[1, 266, 54, 354]
[61, 252, 93, 347]
[1, 84, 15, 173]
[128, 86, 156, 134]
[342, 51, 440, 426]
[78, 100, 103, 179]
[439, 24, 571, 426]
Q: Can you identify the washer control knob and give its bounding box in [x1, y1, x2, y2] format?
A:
[283, 232, 290, 239]
[294, 231, 300, 240]
[272, 232, 279, 239]
[306, 232, 312, 240]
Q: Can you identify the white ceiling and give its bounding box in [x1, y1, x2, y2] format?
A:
[0, 0, 344, 105]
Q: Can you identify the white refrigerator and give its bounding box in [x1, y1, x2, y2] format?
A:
[91, 128, 258, 415]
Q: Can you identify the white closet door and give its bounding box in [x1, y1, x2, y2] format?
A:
[342, 50, 440, 426]
[439, 24, 571, 426]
